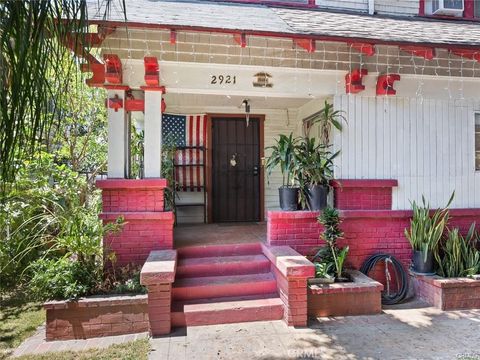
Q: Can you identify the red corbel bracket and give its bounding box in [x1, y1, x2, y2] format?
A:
[170, 29, 177, 45]
[108, 94, 123, 112]
[104, 54, 122, 84]
[450, 49, 480, 62]
[161, 98, 167, 113]
[233, 33, 247, 48]
[80, 61, 105, 87]
[293, 38, 315, 53]
[400, 46, 435, 60]
[345, 69, 368, 94]
[348, 42, 375, 56]
[376, 74, 401, 96]
[140, 85, 166, 93]
[144, 56, 159, 86]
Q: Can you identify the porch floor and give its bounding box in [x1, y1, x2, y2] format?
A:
[174, 223, 266, 248]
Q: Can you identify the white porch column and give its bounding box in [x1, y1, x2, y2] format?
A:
[107, 89, 129, 178]
[143, 89, 163, 178]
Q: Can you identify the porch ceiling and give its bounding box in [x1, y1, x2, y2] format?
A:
[163, 92, 313, 110]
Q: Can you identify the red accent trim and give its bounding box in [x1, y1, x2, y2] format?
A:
[161, 98, 167, 113]
[170, 29, 177, 45]
[233, 33, 247, 48]
[104, 54, 122, 84]
[141, 85, 166, 93]
[293, 38, 315, 53]
[80, 62, 105, 87]
[348, 42, 375, 56]
[108, 94, 123, 112]
[89, 20, 480, 51]
[345, 69, 368, 94]
[464, 0, 475, 19]
[399, 45, 435, 60]
[330, 179, 398, 188]
[189, 116, 194, 191]
[376, 74, 401, 96]
[450, 49, 480, 62]
[96, 179, 168, 189]
[196, 115, 201, 191]
[419, 0, 425, 16]
[125, 99, 144, 112]
[104, 85, 130, 90]
[144, 56, 159, 86]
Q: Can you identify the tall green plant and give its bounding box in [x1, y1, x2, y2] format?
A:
[436, 225, 480, 278]
[317, 207, 349, 279]
[265, 133, 301, 187]
[302, 101, 346, 146]
[404, 193, 454, 262]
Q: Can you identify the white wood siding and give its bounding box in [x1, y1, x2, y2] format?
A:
[315, 0, 368, 11]
[333, 95, 480, 209]
[375, 0, 419, 15]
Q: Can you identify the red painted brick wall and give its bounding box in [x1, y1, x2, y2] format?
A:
[45, 295, 148, 341]
[96, 180, 174, 268]
[331, 179, 398, 210]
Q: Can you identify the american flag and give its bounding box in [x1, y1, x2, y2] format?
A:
[162, 114, 207, 191]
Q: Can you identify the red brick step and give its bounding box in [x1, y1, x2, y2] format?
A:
[171, 295, 284, 327]
[176, 254, 271, 278]
[172, 273, 277, 301]
[176, 242, 262, 259]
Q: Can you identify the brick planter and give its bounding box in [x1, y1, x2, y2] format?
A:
[308, 270, 383, 317]
[44, 294, 148, 341]
[411, 273, 480, 310]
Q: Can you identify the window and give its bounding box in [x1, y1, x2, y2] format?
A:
[475, 113, 480, 170]
[423, 0, 480, 19]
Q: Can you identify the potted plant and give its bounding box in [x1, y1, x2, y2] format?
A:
[405, 193, 453, 274]
[265, 133, 301, 211]
[296, 138, 339, 210]
[299, 101, 345, 210]
[310, 207, 349, 283]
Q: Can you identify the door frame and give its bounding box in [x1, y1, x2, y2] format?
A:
[206, 114, 265, 223]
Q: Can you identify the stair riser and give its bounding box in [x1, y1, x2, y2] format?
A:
[172, 281, 278, 301]
[177, 243, 262, 258]
[171, 305, 284, 327]
[176, 261, 271, 278]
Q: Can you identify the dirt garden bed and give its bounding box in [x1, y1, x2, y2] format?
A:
[308, 270, 383, 317]
[411, 272, 480, 310]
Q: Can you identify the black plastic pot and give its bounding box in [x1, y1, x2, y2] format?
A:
[412, 250, 434, 274]
[306, 185, 329, 211]
[279, 187, 299, 211]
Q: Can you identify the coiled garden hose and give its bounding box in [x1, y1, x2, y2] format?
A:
[360, 254, 409, 305]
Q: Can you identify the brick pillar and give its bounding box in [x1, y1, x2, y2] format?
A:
[96, 179, 174, 267]
[140, 250, 176, 336]
[262, 244, 314, 327]
[146, 283, 172, 335]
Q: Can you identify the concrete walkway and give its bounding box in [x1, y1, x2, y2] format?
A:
[13, 301, 480, 360]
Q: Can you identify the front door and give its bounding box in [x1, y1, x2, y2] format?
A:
[211, 117, 261, 222]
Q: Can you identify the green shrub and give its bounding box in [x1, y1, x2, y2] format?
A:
[29, 257, 100, 300]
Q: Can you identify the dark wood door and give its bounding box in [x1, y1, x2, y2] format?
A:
[212, 117, 261, 222]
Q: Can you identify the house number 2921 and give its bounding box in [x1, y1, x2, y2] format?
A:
[211, 75, 237, 85]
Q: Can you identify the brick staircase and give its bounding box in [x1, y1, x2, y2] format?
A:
[171, 243, 284, 327]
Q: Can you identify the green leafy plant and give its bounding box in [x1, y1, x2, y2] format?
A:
[404, 193, 454, 262]
[436, 225, 480, 278]
[265, 133, 301, 187]
[314, 261, 335, 280]
[302, 100, 346, 146]
[317, 207, 349, 279]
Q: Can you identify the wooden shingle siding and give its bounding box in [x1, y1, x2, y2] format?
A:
[333, 95, 480, 210]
